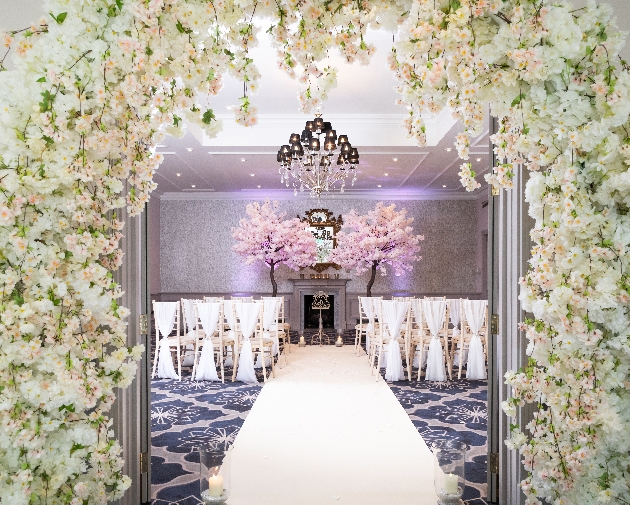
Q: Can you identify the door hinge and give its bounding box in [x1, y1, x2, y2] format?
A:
[139, 314, 148, 335]
[491, 314, 499, 335]
[140, 451, 149, 474]
[489, 452, 499, 474]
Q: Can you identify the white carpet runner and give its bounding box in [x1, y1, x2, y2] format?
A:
[229, 345, 438, 504]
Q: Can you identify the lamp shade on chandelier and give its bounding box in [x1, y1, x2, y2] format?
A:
[277, 115, 359, 198]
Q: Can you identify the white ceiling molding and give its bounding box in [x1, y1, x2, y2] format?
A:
[159, 189, 479, 201]
[189, 109, 457, 148]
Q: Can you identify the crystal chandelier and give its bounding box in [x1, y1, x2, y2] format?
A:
[277, 114, 359, 199]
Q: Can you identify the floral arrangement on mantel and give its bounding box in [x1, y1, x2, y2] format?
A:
[232, 200, 317, 296]
[329, 203, 423, 297]
[1, 0, 630, 502]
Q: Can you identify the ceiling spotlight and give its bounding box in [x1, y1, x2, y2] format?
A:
[446, 148, 452, 152]
[257, 185, 261, 188]
[377, 184, 382, 188]
[392, 158, 398, 162]
[476, 158, 482, 162]
[186, 148, 193, 152]
[442, 185, 447, 188]
[241, 158, 247, 162]
[384, 173, 389, 176]
[191, 185, 196, 188]
[250, 173, 255, 177]
[176, 173, 181, 177]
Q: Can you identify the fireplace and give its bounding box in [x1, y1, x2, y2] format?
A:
[289, 278, 349, 332]
[304, 294, 335, 328]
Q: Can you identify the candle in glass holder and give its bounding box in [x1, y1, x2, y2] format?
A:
[299, 336, 305, 345]
[208, 473, 224, 497]
[443, 473, 458, 494]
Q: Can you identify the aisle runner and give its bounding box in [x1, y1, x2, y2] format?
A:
[151, 337, 487, 504]
[227, 346, 437, 505]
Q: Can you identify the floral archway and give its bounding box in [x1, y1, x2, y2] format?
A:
[1, 0, 629, 503]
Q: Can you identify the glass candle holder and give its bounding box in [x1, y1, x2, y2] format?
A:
[432, 439, 466, 505]
[335, 328, 344, 347]
[199, 445, 231, 504]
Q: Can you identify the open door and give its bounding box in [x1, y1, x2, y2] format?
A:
[111, 200, 152, 504]
[486, 118, 535, 504]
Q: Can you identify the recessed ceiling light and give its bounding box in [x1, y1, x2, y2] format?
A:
[392, 158, 398, 162]
[241, 158, 247, 162]
[186, 148, 193, 152]
[476, 158, 481, 162]
[191, 185, 196, 188]
[384, 173, 389, 176]
[176, 173, 181, 177]
[442, 185, 447, 188]
[377, 184, 382, 188]
[250, 173, 255, 177]
[446, 148, 452, 152]
[257, 185, 261, 188]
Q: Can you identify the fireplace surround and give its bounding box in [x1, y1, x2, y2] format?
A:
[289, 278, 349, 332]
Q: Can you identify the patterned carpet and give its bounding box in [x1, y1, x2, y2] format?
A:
[151, 332, 488, 504]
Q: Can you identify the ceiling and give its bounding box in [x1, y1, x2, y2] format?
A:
[5, 0, 630, 199]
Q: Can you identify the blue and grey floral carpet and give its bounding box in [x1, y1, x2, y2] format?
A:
[151, 334, 487, 504]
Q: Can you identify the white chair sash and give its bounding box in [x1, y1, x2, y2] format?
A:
[422, 299, 447, 381]
[449, 299, 464, 367]
[360, 296, 380, 350]
[235, 303, 261, 383]
[180, 299, 197, 366]
[255, 298, 279, 367]
[382, 300, 408, 382]
[222, 300, 237, 366]
[194, 302, 221, 381]
[464, 300, 487, 380]
[410, 299, 424, 368]
[155, 302, 179, 380]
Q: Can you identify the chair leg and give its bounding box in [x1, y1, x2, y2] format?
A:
[232, 346, 240, 382]
[219, 347, 225, 384]
[176, 345, 182, 381]
[260, 342, 267, 383]
[375, 344, 383, 381]
[404, 341, 411, 382]
[191, 343, 199, 381]
[152, 338, 160, 379]
[270, 348, 276, 378]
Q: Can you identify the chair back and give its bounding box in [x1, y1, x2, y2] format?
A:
[231, 296, 254, 302]
[152, 300, 180, 339]
[204, 296, 224, 303]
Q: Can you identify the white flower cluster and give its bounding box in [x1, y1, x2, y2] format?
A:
[391, 0, 630, 503]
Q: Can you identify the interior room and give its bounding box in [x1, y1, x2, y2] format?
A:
[5, 1, 630, 505]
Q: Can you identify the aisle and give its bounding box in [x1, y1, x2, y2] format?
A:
[228, 345, 438, 505]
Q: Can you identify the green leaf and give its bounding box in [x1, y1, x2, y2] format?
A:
[202, 109, 215, 124]
[70, 443, 85, 455]
[59, 404, 75, 413]
[36, 76, 46, 83]
[511, 93, 525, 107]
[50, 12, 67, 24]
[42, 135, 54, 146]
[116, 0, 123, 10]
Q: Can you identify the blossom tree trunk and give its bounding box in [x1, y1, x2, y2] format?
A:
[269, 260, 278, 297]
[366, 260, 379, 297]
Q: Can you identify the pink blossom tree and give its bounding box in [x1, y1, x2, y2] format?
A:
[232, 200, 317, 296]
[329, 202, 424, 296]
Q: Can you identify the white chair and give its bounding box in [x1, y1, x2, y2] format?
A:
[181, 298, 203, 366]
[262, 296, 290, 362]
[232, 303, 275, 383]
[152, 301, 196, 381]
[192, 302, 227, 383]
[257, 297, 285, 366]
[231, 295, 254, 302]
[457, 300, 488, 380]
[415, 299, 450, 381]
[355, 296, 373, 355]
[374, 300, 411, 382]
[204, 296, 224, 303]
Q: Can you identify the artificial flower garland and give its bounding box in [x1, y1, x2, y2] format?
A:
[1, 0, 629, 503]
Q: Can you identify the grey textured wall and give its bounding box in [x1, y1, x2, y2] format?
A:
[156, 197, 481, 297]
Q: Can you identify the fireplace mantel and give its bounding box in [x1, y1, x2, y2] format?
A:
[289, 278, 350, 332]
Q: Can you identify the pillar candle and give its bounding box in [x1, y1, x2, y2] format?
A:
[208, 474, 223, 497]
[443, 473, 458, 494]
